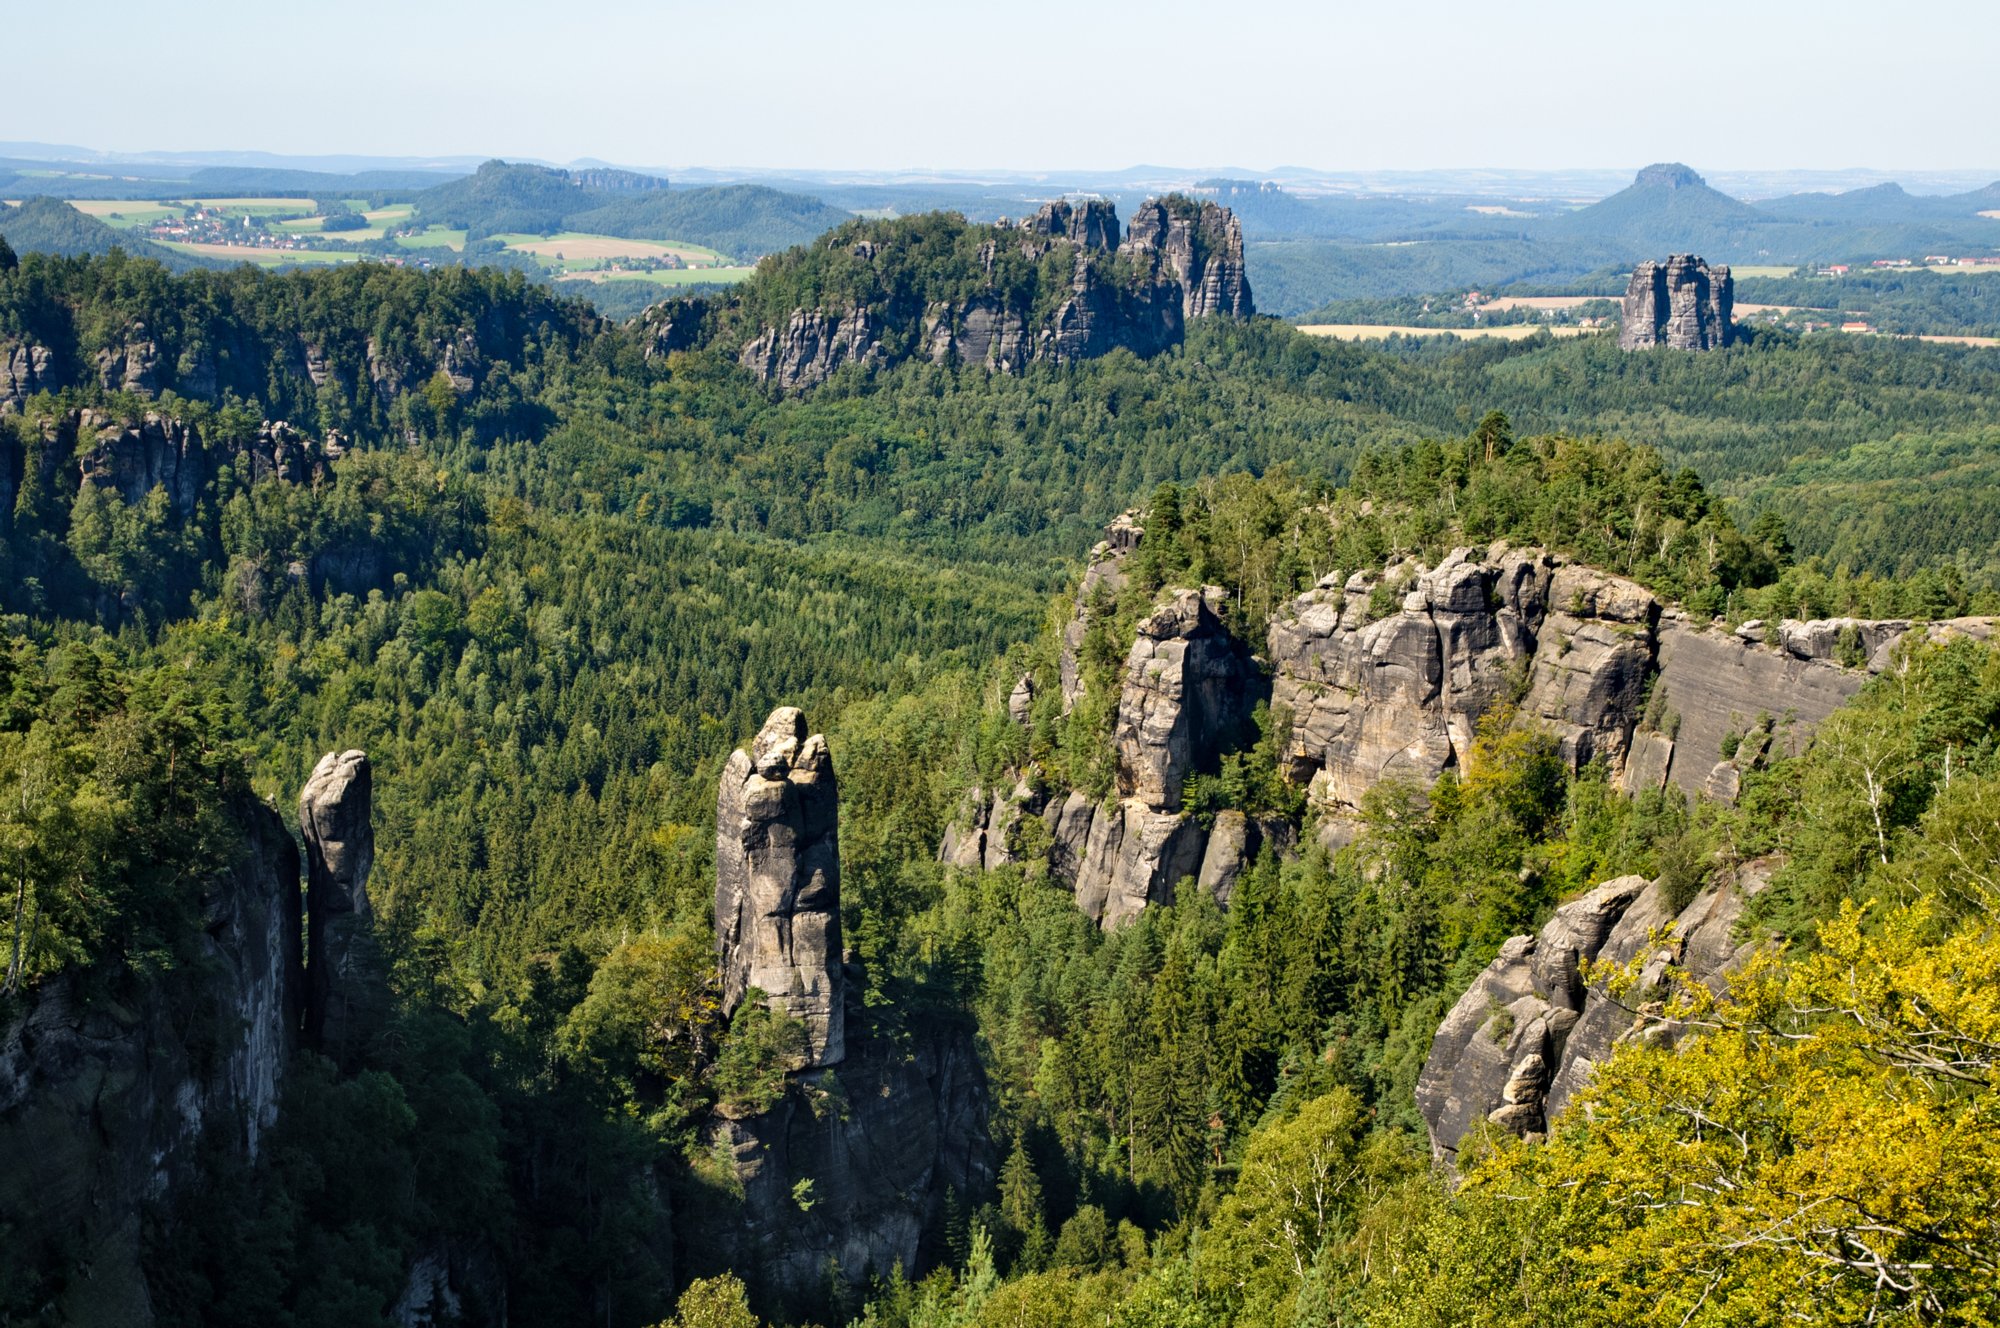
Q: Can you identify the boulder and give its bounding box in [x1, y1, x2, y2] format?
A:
[716, 707, 845, 1068]
[1416, 863, 1772, 1162]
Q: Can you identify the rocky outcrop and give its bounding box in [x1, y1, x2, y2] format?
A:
[697, 1023, 990, 1308]
[76, 408, 208, 517]
[0, 797, 302, 1322]
[738, 306, 884, 392]
[1415, 861, 1772, 1162]
[1055, 588, 1263, 927]
[95, 323, 162, 394]
[1059, 510, 1144, 708]
[0, 340, 52, 412]
[301, 749, 380, 1065]
[715, 707, 845, 1068]
[733, 197, 1253, 391]
[1619, 254, 1733, 351]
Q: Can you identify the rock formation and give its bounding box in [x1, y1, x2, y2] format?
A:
[715, 707, 845, 1067]
[717, 197, 1252, 392]
[1619, 254, 1733, 351]
[708, 710, 993, 1309]
[1415, 860, 1772, 1162]
[0, 340, 52, 413]
[301, 749, 380, 1064]
[696, 1024, 991, 1309]
[0, 797, 301, 1321]
[951, 519, 1994, 924]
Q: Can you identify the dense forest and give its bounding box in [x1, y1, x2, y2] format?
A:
[2, 235, 2000, 1326]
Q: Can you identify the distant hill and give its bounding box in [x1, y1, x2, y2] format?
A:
[410, 161, 851, 260]
[0, 196, 208, 270]
[187, 165, 462, 196]
[1552, 162, 1771, 251]
[567, 184, 852, 262]
[413, 160, 604, 235]
[1757, 181, 1930, 223]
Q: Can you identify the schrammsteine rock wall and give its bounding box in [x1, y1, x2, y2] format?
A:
[703, 196, 1252, 392]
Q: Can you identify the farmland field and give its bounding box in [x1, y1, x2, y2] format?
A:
[1730, 264, 1798, 278]
[276, 204, 414, 239]
[1480, 295, 1614, 312]
[160, 241, 363, 266]
[395, 227, 467, 251]
[555, 267, 754, 289]
[1296, 323, 1601, 341]
[182, 197, 317, 217]
[494, 232, 735, 265]
[63, 199, 184, 228]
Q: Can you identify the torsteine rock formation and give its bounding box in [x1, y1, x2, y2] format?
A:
[1415, 860, 1772, 1162]
[715, 706, 845, 1067]
[301, 749, 380, 1063]
[700, 196, 1252, 392]
[948, 518, 1995, 922]
[1619, 253, 1733, 351]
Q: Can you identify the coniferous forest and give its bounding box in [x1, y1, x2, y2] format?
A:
[4, 220, 2000, 1328]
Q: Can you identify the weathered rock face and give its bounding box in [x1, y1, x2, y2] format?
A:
[301, 749, 380, 1064]
[76, 408, 209, 517]
[715, 707, 845, 1068]
[1058, 588, 1263, 927]
[734, 197, 1253, 391]
[95, 323, 162, 394]
[1619, 253, 1733, 351]
[1269, 548, 1557, 823]
[1059, 510, 1145, 708]
[696, 1023, 991, 1311]
[738, 305, 884, 392]
[0, 340, 53, 413]
[1416, 861, 1772, 1162]
[0, 797, 302, 1322]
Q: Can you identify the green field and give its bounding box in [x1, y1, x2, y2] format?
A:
[396, 226, 467, 252]
[276, 203, 414, 240]
[180, 197, 318, 218]
[1731, 264, 1799, 278]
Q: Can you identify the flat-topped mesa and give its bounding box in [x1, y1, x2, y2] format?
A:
[1619, 254, 1733, 351]
[715, 706, 845, 1068]
[300, 749, 379, 1062]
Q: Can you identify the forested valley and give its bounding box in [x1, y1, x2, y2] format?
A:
[4, 235, 2000, 1327]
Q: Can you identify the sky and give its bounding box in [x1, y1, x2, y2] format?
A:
[9, 0, 1997, 174]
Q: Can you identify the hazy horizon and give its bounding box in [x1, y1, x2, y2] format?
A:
[12, 0, 1998, 177]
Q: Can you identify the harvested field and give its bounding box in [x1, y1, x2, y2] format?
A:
[498, 232, 731, 265]
[1296, 324, 1600, 341]
[1480, 295, 1615, 312]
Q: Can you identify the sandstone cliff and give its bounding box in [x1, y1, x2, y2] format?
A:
[948, 519, 1993, 929]
[302, 749, 380, 1065]
[708, 707, 992, 1306]
[715, 707, 845, 1068]
[1415, 860, 1771, 1162]
[0, 796, 302, 1322]
[653, 196, 1253, 392]
[1619, 253, 1733, 351]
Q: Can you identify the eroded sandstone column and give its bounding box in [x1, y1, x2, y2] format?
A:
[715, 707, 844, 1067]
[301, 749, 378, 1062]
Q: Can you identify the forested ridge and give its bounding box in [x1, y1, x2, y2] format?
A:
[3, 243, 2000, 1326]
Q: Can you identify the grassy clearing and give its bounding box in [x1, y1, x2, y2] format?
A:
[495, 232, 734, 265]
[1731, 264, 1799, 278]
[1296, 323, 1602, 341]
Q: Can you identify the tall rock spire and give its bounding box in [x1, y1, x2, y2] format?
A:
[715, 707, 845, 1068]
[1619, 254, 1733, 350]
[300, 749, 379, 1062]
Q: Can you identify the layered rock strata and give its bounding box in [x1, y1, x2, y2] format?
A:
[1619, 253, 1733, 351]
[1415, 861, 1771, 1162]
[715, 707, 845, 1067]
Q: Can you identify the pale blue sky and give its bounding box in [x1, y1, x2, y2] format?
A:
[9, 0, 1995, 172]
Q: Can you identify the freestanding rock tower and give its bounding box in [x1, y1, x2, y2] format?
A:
[300, 749, 378, 1062]
[1619, 254, 1733, 350]
[715, 707, 845, 1067]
